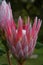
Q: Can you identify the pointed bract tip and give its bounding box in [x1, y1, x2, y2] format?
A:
[35, 16, 38, 22]
[18, 16, 23, 24]
[30, 23, 31, 28]
[28, 16, 30, 19]
[38, 19, 40, 21]
[35, 16, 37, 19]
[2, 0, 6, 4]
[19, 16, 22, 20]
[41, 20, 42, 24]
[8, 2, 11, 9]
[38, 18, 42, 24]
[2, 0, 7, 7]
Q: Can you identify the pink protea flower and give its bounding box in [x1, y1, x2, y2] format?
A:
[0, 1, 16, 65]
[4, 16, 42, 64]
[0, 0, 42, 65]
[0, 0, 16, 29]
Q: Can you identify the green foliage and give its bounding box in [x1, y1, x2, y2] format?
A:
[35, 42, 43, 49]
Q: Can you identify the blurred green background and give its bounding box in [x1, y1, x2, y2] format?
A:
[6, 0, 43, 43]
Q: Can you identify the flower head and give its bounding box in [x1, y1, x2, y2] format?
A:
[4, 16, 42, 62]
[0, 0, 15, 29]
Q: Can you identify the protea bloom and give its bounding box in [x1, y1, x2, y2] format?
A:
[0, 0, 42, 65]
[0, 0, 15, 65]
[0, 0, 16, 29]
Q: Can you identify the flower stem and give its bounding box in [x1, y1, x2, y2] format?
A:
[18, 63, 23, 65]
[7, 50, 12, 65]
